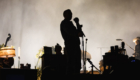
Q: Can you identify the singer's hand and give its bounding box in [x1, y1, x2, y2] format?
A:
[74, 17, 79, 23]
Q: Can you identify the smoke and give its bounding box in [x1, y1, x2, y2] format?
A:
[0, 0, 140, 70]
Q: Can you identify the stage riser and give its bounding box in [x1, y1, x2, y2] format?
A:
[0, 69, 37, 80]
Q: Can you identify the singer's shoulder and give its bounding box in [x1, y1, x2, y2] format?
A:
[61, 20, 71, 25]
[60, 20, 67, 27]
[61, 19, 66, 23]
[60, 20, 65, 25]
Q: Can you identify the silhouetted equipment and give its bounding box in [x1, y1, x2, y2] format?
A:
[55, 43, 62, 55]
[1, 33, 15, 58]
[0, 57, 14, 68]
[121, 42, 127, 55]
[44, 46, 52, 55]
[42, 46, 67, 75]
[115, 45, 118, 53]
[81, 50, 91, 59]
[102, 45, 129, 74]
[111, 46, 114, 53]
[87, 58, 101, 74]
[4, 33, 11, 47]
[0, 34, 15, 68]
[84, 38, 88, 72]
[116, 38, 134, 51]
[74, 17, 87, 73]
[20, 63, 31, 69]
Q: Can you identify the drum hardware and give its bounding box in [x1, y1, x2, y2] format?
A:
[102, 44, 129, 75]
[0, 47, 15, 68]
[115, 39, 129, 55]
[116, 39, 134, 51]
[81, 31, 86, 73]
[87, 58, 102, 74]
[81, 50, 91, 59]
[83, 38, 88, 73]
[0, 34, 15, 68]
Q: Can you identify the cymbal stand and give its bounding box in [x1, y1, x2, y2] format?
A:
[87, 58, 102, 74]
[80, 30, 86, 73]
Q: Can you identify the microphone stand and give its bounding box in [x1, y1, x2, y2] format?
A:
[78, 28, 86, 74]
[87, 58, 102, 74]
[84, 39, 88, 73]
[82, 35, 86, 74]
[74, 17, 86, 74]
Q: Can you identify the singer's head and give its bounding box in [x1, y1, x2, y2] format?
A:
[134, 40, 140, 45]
[63, 9, 72, 21]
[133, 37, 140, 45]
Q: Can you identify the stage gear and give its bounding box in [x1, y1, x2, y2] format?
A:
[102, 45, 129, 75]
[87, 58, 101, 74]
[0, 33, 15, 68]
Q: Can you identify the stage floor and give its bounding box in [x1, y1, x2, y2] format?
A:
[80, 70, 101, 74]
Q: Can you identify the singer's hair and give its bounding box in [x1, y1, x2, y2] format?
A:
[63, 9, 72, 17]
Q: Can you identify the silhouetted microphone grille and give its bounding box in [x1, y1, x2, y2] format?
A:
[116, 39, 122, 41]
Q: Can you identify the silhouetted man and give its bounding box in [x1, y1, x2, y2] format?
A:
[133, 37, 140, 60]
[60, 9, 83, 75]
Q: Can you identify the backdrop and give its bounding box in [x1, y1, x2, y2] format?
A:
[0, 0, 140, 70]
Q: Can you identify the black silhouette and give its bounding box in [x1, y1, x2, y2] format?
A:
[55, 43, 62, 55]
[4, 33, 11, 47]
[0, 33, 14, 68]
[0, 58, 14, 68]
[60, 9, 83, 75]
[133, 37, 140, 60]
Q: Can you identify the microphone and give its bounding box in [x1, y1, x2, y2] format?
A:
[116, 39, 122, 41]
